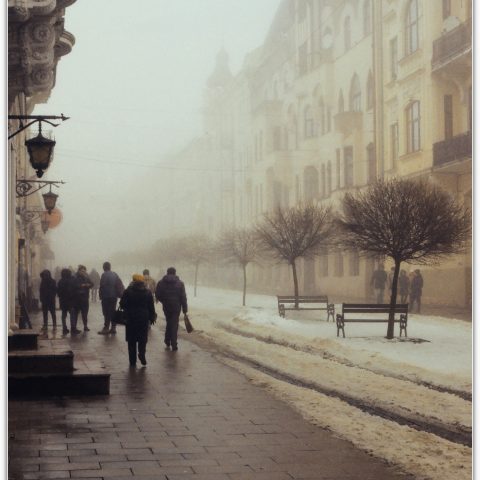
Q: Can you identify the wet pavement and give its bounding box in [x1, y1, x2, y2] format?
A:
[9, 302, 412, 479]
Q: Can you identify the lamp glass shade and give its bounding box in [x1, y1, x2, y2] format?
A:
[42, 191, 58, 213]
[25, 134, 56, 178]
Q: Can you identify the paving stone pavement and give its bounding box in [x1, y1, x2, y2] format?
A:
[9, 303, 414, 480]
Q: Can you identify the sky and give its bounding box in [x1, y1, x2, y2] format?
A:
[33, 0, 282, 268]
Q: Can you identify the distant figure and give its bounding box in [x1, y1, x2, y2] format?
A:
[98, 261, 124, 335]
[398, 269, 410, 304]
[142, 269, 156, 296]
[120, 274, 156, 367]
[155, 267, 188, 351]
[53, 266, 62, 283]
[370, 264, 387, 304]
[57, 268, 74, 335]
[39, 270, 57, 331]
[388, 266, 395, 291]
[410, 269, 424, 313]
[89, 268, 101, 302]
[71, 265, 93, 334]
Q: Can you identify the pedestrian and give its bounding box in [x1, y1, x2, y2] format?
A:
[410, 269, 424, 313]
[142, 269, 156, 296]
[155, 267, 188, 351]
[57, 268, 74, 334]
[89, 268, 101, 302]
[39, 270, 57, 331]
[388, 266, 395, 291]
[71, 265, 93, 334]
[98, 261, 124, 335]
[398, 269, 410, 304]
[370, 263, 387, 304]
[120, 274, 156, 367]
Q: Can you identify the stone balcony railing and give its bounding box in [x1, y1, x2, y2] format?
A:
[432, 21, 471, 72]
[433, 131, 472, 168]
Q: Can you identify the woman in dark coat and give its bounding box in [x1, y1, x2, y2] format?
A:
[39, 270, 57, 331]
[120, 274, 156, 367]
[57, 268, 74, 334]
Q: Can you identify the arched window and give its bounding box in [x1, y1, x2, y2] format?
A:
[344, 16, 352, 50]
[363, 0, 372, 36]
[304, 106, 315, 138]
[338, 90, 345, 113]
[349, 75, 362, 112]
[366, 72, 374, 110]
[304, 166, 319, 202]
[406, 101, 421, 152]
[406, 0, 419, 55]
[320, 164, 326, 198]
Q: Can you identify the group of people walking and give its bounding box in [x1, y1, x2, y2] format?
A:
[38, 263, 189, 367]
[370, 264, 424, 312]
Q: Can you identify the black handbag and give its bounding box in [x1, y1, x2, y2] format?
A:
[113, 307, 128, 326]
[184, 314, 193, 333]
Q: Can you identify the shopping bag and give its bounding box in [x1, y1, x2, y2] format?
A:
[113, 307, 128, 326]
[184, 314, 193, 333]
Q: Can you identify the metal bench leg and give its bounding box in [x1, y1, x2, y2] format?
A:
[327, 304, 335, 322]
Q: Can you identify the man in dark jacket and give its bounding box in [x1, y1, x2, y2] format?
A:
[57, 268, 74, 334]
[98, 261, 124, 335]
[370, 264, 387, 304]
[410, 269, 424, 313]
[39, 270, 57, 331]
[71, 265, 93, 334]
[155, 267, 188, 351]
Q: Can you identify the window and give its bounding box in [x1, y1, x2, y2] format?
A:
[350, 75, 362, 112]
[344, 16, 351, 50]
[367, 72, 374, 110]
[390, 122, 399, 164]
[367, 143, 376, 183]
[344, 146, 354, 187]
[405, 0, 419, 55]
[444, 94, 453, 140]
[363, 0, 372, 36]
[336, 149, 341, 189]
[304, 166, 319, 202]
[326, 162, 332, 196]
[254, 134, 258, 163]
[338, 90, 345, 113]
[334, 251, 344, 277]
[349, 250, 360, 276]
[390, 37, 398, 80]
[320, 164, 326, 198]
[406, 101, 421, 152]
[304, 106, 315, 138]
[442, 0, 450, 19]
[260, 184, 263, 212]
[299, 42, 308, 75]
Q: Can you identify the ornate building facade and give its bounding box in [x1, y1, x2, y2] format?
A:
[163, 0, 472, 307]
[8, 0, 76, 330]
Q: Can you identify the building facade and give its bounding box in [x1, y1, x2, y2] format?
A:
[162, 0, 472, 307]
[8, 0, 76, 330]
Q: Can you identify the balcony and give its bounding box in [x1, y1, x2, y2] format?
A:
[433, 132, 471, 168]
[432, 21, 471, 73]
[334, 111, 362, 136]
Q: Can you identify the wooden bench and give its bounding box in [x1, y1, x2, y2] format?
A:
[277, 295, 335, 322]
[336, 303, 408, 338]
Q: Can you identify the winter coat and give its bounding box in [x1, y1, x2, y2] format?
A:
[57, 269, 74, 310]
[99, 270, 123, 300]
[120, 281, 155, 342]
[398, 274, 410, 296]
[410, 274, 424, 296]
[371, 269, 387, 289]
[89, 269, 101, 288]
[39, 271, 56, 305]
[72, 272, 93, 306]
[155, 274, 188, 315]
[144, 275, 156, 296]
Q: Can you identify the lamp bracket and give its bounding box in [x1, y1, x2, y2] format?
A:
[16, 179, 66, 198]
[8, 114, 69, 139]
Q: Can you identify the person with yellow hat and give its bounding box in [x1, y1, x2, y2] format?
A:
[119, 274, 156, 367]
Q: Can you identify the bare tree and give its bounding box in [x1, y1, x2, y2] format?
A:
[255, 204, 334, 305]
[218, 228, 260, 306]
[336, 178, 471, 339]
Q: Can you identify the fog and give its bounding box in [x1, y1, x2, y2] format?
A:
[33, 0, 281, 270]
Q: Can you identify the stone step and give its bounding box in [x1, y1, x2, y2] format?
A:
[8, 348, 74, 373]
[8, 330, 39, 351]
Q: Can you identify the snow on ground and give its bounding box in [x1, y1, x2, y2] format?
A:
[184, 284, 472, 480]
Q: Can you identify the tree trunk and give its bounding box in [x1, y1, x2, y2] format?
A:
[386, 259, 401, 339]
[291, 260, 299, 308]
[242, 264, 247, 307]
[194, 262, 199, 297]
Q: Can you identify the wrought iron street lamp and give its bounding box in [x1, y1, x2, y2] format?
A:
[42, 187, 58, 214]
